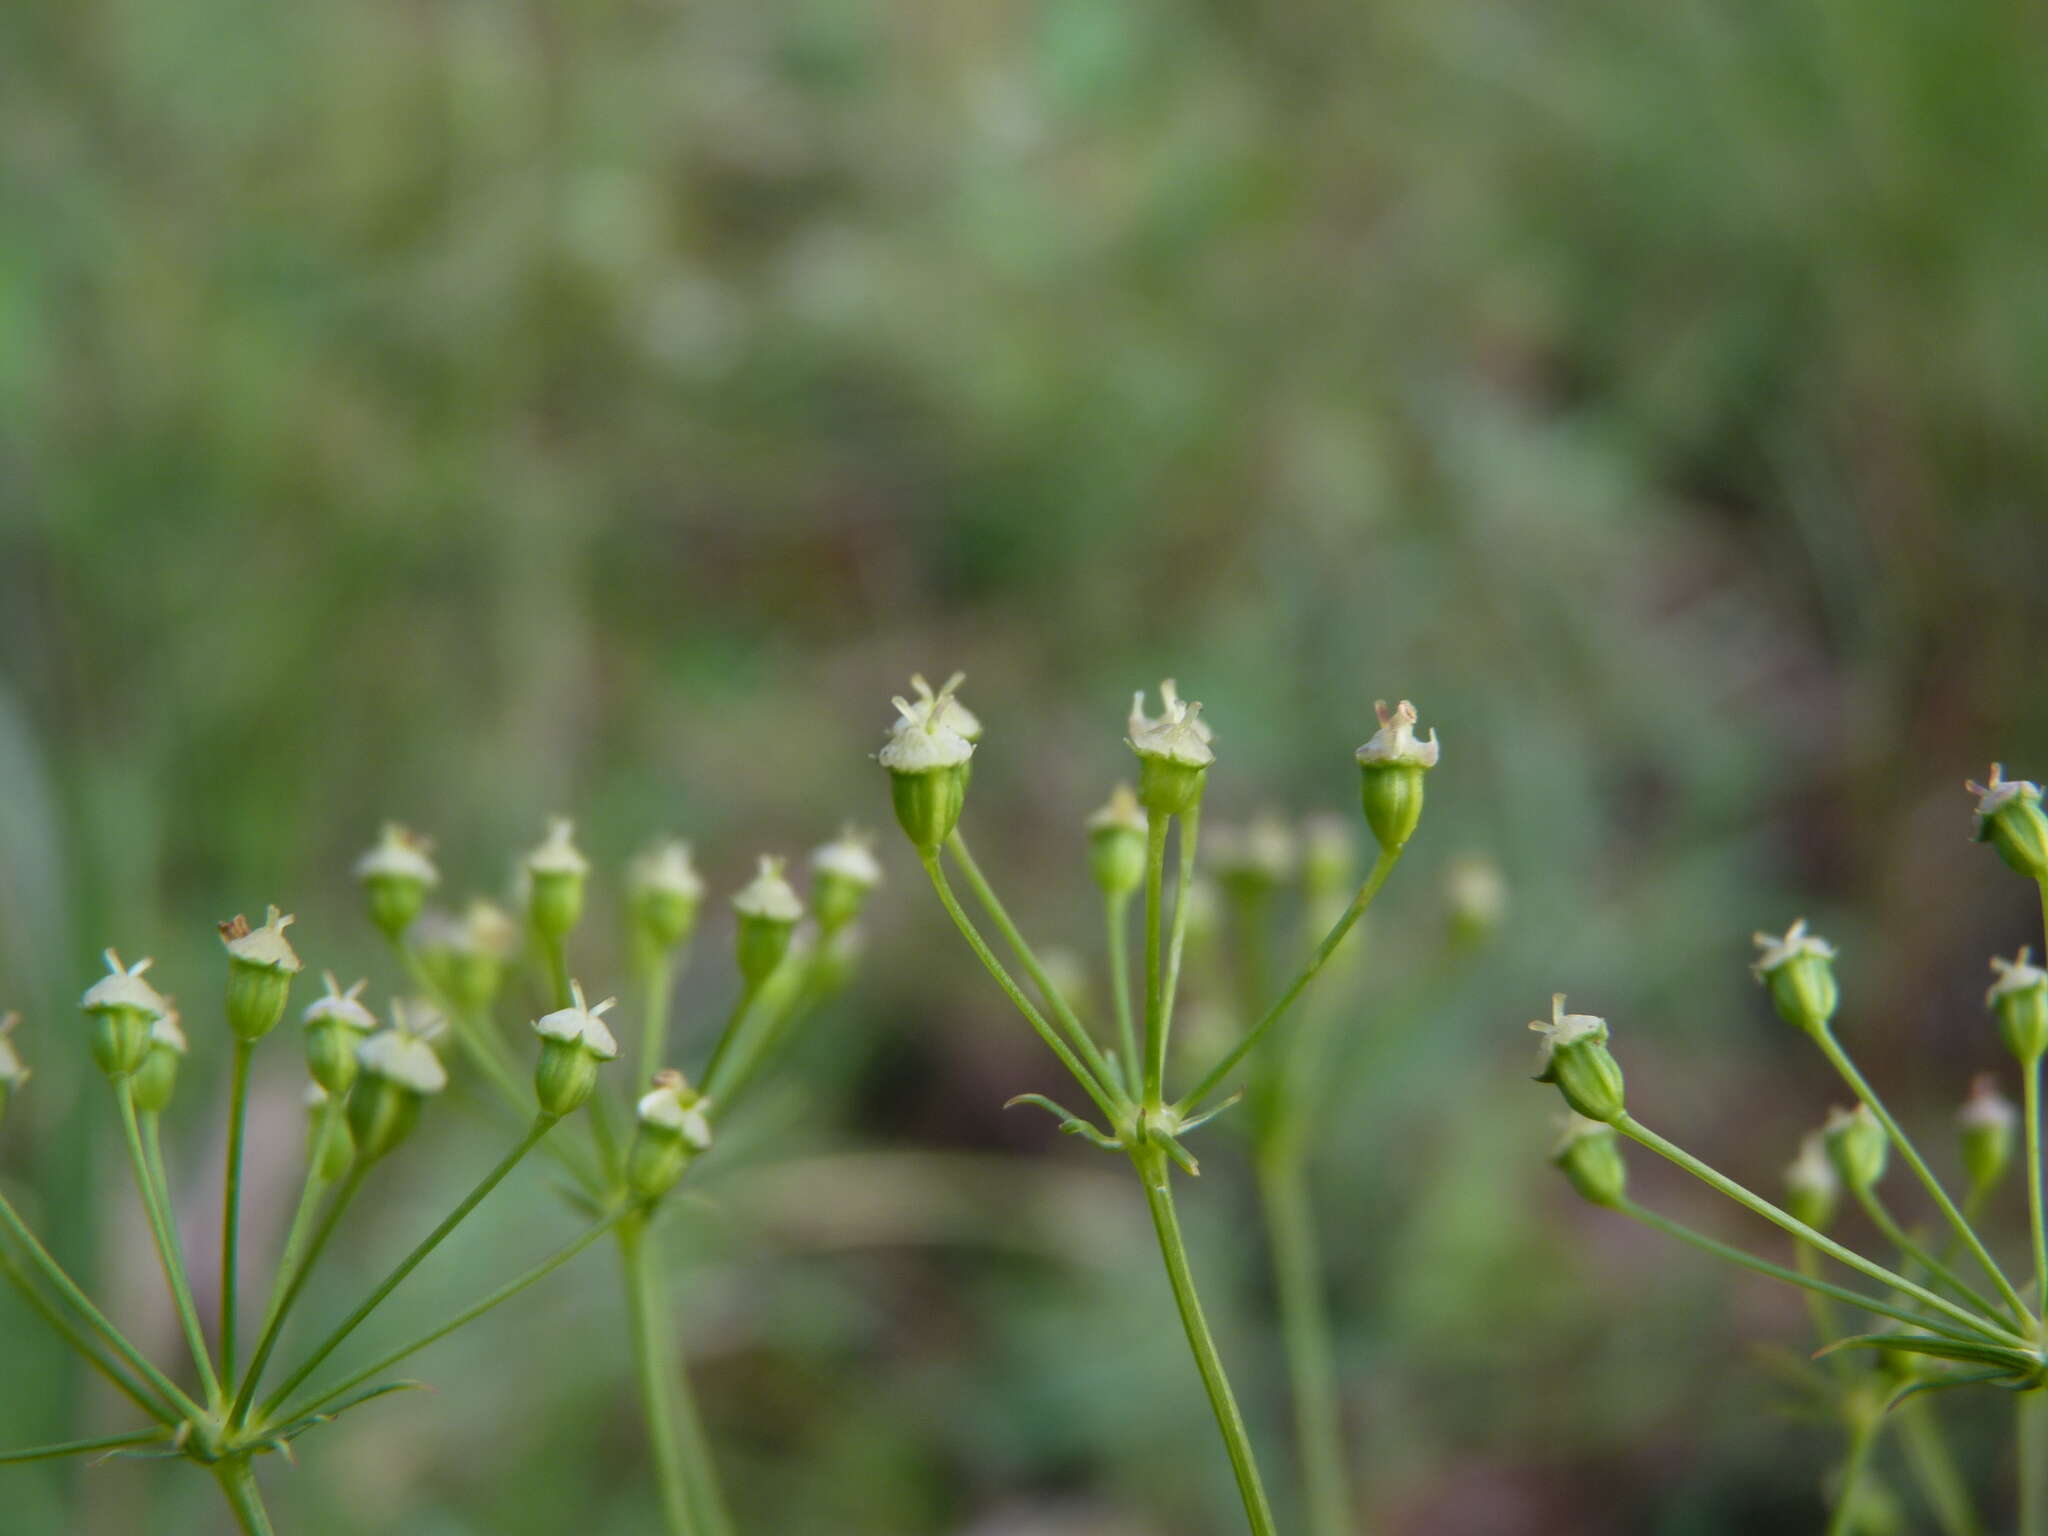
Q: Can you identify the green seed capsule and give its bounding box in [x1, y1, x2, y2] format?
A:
[355, 824, 440, 943]
[627, 1070, 713, 1200]
[348, 1010, 448, 1163]
[81, 951, 168, 1079]
[809, 830, 882, 936]
[1969, 766, 2048, 881]
[525, 818, 590, 942]
[130, 1015, 188, 1113]
[531, 982, 619, 1118]
[1751, 919, 1839, 1035]
[1783, 1132, 1839, 1231]
[1553, 1116, 1627, 1207]
[1128, 681, 1214, 821]
[1087, 786, 1149, 898]
[879, 679, 975, 854]
[303, 974, 377, 1096]
[1531, 995, 1626, 1123]
[220, 907, 303, 1042]
[1823, 1104, 1888, 1191]
[1989, 949, 2048, 1063]
[1354, 700, 1438, 852]
[629, 841, 706, 957]
[1959, 1076, 2016, 1190]
[732, 857, 804, 989]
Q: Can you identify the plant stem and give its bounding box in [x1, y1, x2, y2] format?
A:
[1826, 1407, 1883, 1536]
[220, 1037, 256, 1386]
[214, 1457, 276, 1536]
[620, 1213, 727, 1536]
[1180, 848, 1402, 1114]
[543, 936, 574, 1011]
[1142, 814, 1170, 1106]
[642, 950, 674, 1077]
[1898, 1397, 1983, 1536]
[948, 832, 1124, 1105]
[1792, 1240, 1847, 1373]
[2029, 1055, 2047, 1319]
[1154, 807, 1200, 1095]
[1853, 1183, 2004, 1319]
[279, 1209, 625, 1423]
[257, 1118, 553, 1419]
[1137, 1152, 1277, 1536]
[112, 1080, 221, 1404]
[1255, 1143, 1350, 1536]
[919, 852, 1121, 1124]
[0, 1187, 203, 1419]
[699, 986, 761, 1106]
[0, 1426, 168, 1464]
[2022, 1389, 2048, 1536]
[0, 1247, 171, 1421]
[1106, 890, 1137, 1097]
[1811, 1026, 2033, 1327]
[1613, 1120, 2032, 1349]
[245, 1098, 345, 1386]
[232, 1162, 371, 1425]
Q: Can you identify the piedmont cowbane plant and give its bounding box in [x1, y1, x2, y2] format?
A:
[357, 817, 877, 1536]
[880, 673, 1433, 1536]
[0, 912, 610, 1534]
[1534, 762, 2048, 1535]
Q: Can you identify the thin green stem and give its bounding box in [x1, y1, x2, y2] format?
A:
[257, 1117, 554, 1419]
[0, 1246, 171, 1422]
[1793, 1240, 1848, 1375]
[1106, 889, 1138, 1097]
[1898, 1397, 1983, 1536]
[699, 986, 760, 1106]
[141, 1108, 217, 1401]
[1180, 849, 1402, 1114]
[113, 1081, 220, 1403]
[641, 950, 674, 1077]
[620, 1214, 721, 1536]
[919, 852, 1121, 1124]
[1137, 1153, 1277, 1536]
[947, 832, 1125, 1106]
[1826, 1407, 1883, 1536]
[1255, 1144, 1349, 1536]
[543, 936, 573, 1011]
[214, 1458, 276, 1536]
[1613, 1120, 2032, 1350]
[232, 1162, 371, 1425]
[0, 1187, 203, 1419]
[0, 1426, 168, 1464]
[1154, 807, 1200, 1096]
[242, 1098, 346, 1407]
[1811, 1026, 2033, 1327]
[1142, 815, 1170, 1106]
[1617, 1199, 2007, 1345]
[2022, 1389, 2048, 1536]
[1853, 1183, 2005, 1319]
[279, 1210, 625, 1423]
[2029, 1055, 2047, 1319]
[220, 1037, 255, 1385]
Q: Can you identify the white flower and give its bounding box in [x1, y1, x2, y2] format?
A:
[879, 675, 976, 774]
[1529, 993, 1607, 1066]
[812, 827, 883, 889]
[532, 980, 621, 1060]
[1354, 699, 1439, 769]
[526, 817, 590, 877]
[1128, 680, 1216, 768]
[1967, 764, 2043, 831]
[638, 1069, 714, 1150]
[631, 840, 705, 902]
[358, 1002, 450, 1095]
[888, 671, 982, 743]
[303, 972, 377, 1033]
[1751, 918, 1835, 977]
[1960, 1075, 2018, 1133]
[220, 906, 303, 974]
[81, 951, 169, 1018]
[732, 855, 804, 922]
[1988, 947, 2048, 1006]
[354, 823, 440, 888]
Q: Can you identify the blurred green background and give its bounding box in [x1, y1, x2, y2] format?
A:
[4, 0, 2048, 1528]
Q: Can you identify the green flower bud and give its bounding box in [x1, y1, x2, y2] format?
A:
[525, 818, 590, 942]
[1530, 994, 1626, 1123]
[531, 981, 619, 1118]
[1552, 1113, 1627, 1207]
[415, 902, 518, 1018]
[1087, 785, 1149, 899]
[302, 972, 377, 1096]
[1446, 854, 1508, 950]
[1959, 1075, 2017, 1191]
[809, 828, 882, 935]
[1751, 919, 1839, 1036]
[219, 906, 302, 1041]
[626, 1070, 713, 1200]
[1300, 815, 1357, 905]
[304, 1083, 355, 1181]
[879, 675, 975, 853]
[1968, 766, 2048, 881]
[347, 1003, 448, 1163]
[355, 824, 440, 942]
[1127, 681, 1214, 820]
[629, 840, 706, 956]
[130, 1011, 188, 1114]
[1354, 699, 1439, 852]
[1988, 948, 2048, 1063]
[1783, 1131, 1840, 1231]
[1210, 812, 1297, 900]
[0, 1014, 24, 1127]
[1823, 1104, 1888, 1191]
[80, 951, 168, 1079]
[733, 856, 804, 989]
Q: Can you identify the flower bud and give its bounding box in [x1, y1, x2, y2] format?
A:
[1445, 855, 1508, 949]
[1959, 1075, 2017, 1191]
[627, 1070, 713, 1200]
[348, 1002, 448, 1163]
[220, 906, 302, 1041]
[879, 675, 975, 853]
[1751, 919, 1839, 1036]
[1823, 1104, 1888, 1191]
[1087, 785, 1149, 899]
[531, 981, 619, 1118]
[302, 973, 377, 1096]
[810, 828, 882, 935]
[733, 856, 804, 988]
[1530, 995, 1626, 1122]
[1783, 1131, 1840, 1230]
[452, 900, 519, 1015]
[355, 824, 440, 942]
[1300, 815, 1357, 905]
[80, 951, 168, 1078]
[0, 1015, 25, 1127]
[1988, 948, 2048, 1063]
[629, 840, 706, 956]
[1355, 699, 1439, 852]
[1968, 765, 2048, 881]
[130, 1010, 188, 1114]
[1211, 813, 1297, 900]
[1552, 1113, 1627, 1207]
[1127, 681, 1214, 820]
[525, 818, 590, 942]
[304, 1083, 355, 1180]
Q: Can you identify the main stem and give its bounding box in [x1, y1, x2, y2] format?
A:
[1256, 1142, 1350, 1536]
[214, 1457, 276, 1536]
[221, 1037, 256, 1385]
[2022, 1389, 2048, 1536]
[1826, 1409, 1882, 1536]
[620, 1214, 727, 1536]
[2029, 1055, 2048, 1319]
[1138, 1152, 1277, 1536]
[113, 1081, 221, 1404]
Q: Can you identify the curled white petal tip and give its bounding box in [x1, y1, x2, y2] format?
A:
[1751, 918, 1835, 976]
[1355, 699, 1440, 769]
